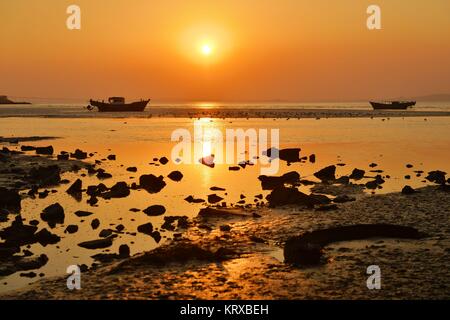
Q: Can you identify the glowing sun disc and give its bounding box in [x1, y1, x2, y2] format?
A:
[201, 44, 213, 55]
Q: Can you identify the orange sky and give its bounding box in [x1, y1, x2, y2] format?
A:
[1, 0, 450, 102]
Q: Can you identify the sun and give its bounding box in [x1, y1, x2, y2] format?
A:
[201, 43, 213, 56]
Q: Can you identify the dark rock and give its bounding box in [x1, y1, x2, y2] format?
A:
[210, 186, 226, 191]
[369, 163, 378, 168]
[40, 203, 65, 228]
[349, 168, 365, 180]
[167, 171, 183, 182]
[199, 155, 215, 168]
[402, 185, 417, 195]
[116, 224, 125, 232]
[258, 171, 300, 190]
[137, 223, 154, 235]
[35, 146, 54, 155]
[104, 182, 130, 198]
[64, 225, 79, 234]
[87, 196, 98, 206]
[126, 167, 137, 172]
[266, 186, 321, 208]
[159, 157, 169, 165]
[309, 194, 332, 205]
[0, 187, 21, 211]
[208, 194, 224, 204]
[314, 165, 336, 182]
[143, 205, 166, 216]
[365, 180, 379, 189]
[96, 171, 112, 179]
[184, 195, 205, 203]
[0, 254, 49, 277]
[91, 218, 100, 230]
[21, 146, 36, 151]
[99, 229, 113, 238]
[35, 228, 61, 246]
[29, 165, 61, 186]
[107, 154, 116, 160]
[20, 271, 37, 278]
[78, 237, 114, 249]
[150, 231, 161, 243]
[57, 153, 69, 161]
[66, 179, 82, 195]
[406, 164, 414, 168]
[228, 166, 240, 171]
[38, 190, 49, 199]
[139, 174, 166, 193]
[264, 147, 301, 163]
[309, 154, 316, 163]
[74, 210, 94, 217]
[118, 244, 130, 258]
[335, 176, 350, 185]
[284, 224, 426, 265]
[70, 149, 88, 160]
[426, 170, 447, 185]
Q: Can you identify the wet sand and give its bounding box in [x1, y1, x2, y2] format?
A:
[1, 185, 449, 300]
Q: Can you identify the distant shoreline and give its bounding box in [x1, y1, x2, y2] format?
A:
[0, 107, 450, 119]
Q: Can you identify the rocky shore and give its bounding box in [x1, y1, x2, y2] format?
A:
[0, 140, 449, 299]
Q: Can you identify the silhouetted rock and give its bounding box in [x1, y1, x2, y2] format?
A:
[208, 194, 224, 204]
[369, 163, 378, 168]
[210, 186, 226, 191]
[74, 210, 94, 217]
[159, 157, 169, 165]
[184, 195, 205, 203]
[426, 170, 446, 184]
[365, 180, 379, 189]
[143, 205, 166, 216]
[126, 167, 137, 172]
[228, 166, 240, 171]
[35, 228, 61, 246]
[35, 146, 53, 155]
[0, 187, 21, 211]
[264, 147, 301, 163]
[57, 153, 69, 161]
[91, 218, 100, 230]
[150, 231, 161, 243]
[66, 179, 82, 195]
[284, 224, 426, 265]
[137, 222, 153, 235]
[402, 185, 417, 195]
[70, 149, 87, 160]
[167, 171, 183, 182]
[40, 203, 65, 228]
[0, 254, 49, 277]
[309, 154, 316, 163]
[314, 165, 336, 182]
[118, 244, 130, 258]
[335, 176, 350, 185]
[266, 186, 322, 208]
[104, 182, 130, 198]
[20, 146, 35, 151]
[64, 225, 79, 234]
[29, 165, 61, 186]
[96, 171, 112, 179]
[349, 168, 365, 180]
[107, 154, 116, 161]
[78, 236, 114, 249]
[258, 171, 300, 190]
[139, 174, 166, 193]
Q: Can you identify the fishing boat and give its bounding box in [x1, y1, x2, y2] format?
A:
[88, 97, 150, 112]
[370, 101, 416, 110]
